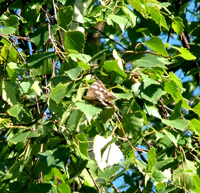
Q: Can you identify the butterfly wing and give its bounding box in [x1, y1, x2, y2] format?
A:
[85, 80, 117, 109]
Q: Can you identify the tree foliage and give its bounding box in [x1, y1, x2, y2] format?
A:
[0, 0, 200, 192]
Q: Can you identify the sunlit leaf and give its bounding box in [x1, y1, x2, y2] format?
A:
[179, 47, 196, 60]
[172, 17, 184, 35]
[144, 37, 168, 57]
[93, 135, 123, 170]
[75, 101, 102, 123]
[162, 119, 189, 131]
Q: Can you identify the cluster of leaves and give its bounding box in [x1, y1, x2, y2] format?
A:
[0, 0, 200, 192]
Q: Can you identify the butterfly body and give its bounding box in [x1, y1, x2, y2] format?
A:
[85, 79, 118, 110]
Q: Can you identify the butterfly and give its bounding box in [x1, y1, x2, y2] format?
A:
[85, 78, 118, 110]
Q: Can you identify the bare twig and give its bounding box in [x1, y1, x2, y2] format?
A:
[181, 32, 190, 49]
[90, 26, 127, 50]
[0, 34, 27, 64]
[115, 113, 135, 154]
[39, 143, 44, 183]
[124, 50, 171, 58]
[35, 96, 41, 114]
[51, 0, 65, 50]
[16, 102, 48, 126]
[113, 184, 121, 192]
[158, 98, 169, 119]
[73, 20, 127, 50]
[86, 168, 100, 192]
[167, 26, 172, 43]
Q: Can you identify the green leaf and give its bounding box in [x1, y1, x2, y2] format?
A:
[50, 75, 69, 86]
[69, 52, 92, 63]
[129, 0, 146, 16]
[179, 47, 196, 60]
[27, 52, 56, 67]
[6, 64, 17, 80]
[133, 54, 169, 68]
[189, 119, 200, 135]
[173, 160, 196, 191]
[65, 66, 84, 80]
[164, 129, 179, 146]
[164, 80, 183, 102]
[28, 183, 52, 193]
[135, 84, 165, 104]
[193, 174, 200, 192]
[9, 131, 40, 143]
[30, 59, 52, 77]
[65, 31, 85, 53]
[162, 119, 189, 131]
[152, 168, 168, 183]
[58, 6, 73, 31]
[154, 158, 173, 170]
[75, 101, 102, 123]
[122, 6, 136, 28]
[50, 82, 74, 103]
[107, 14, 127, 32]
[39, 147, 70, 171]
[98, 166, 121, 182]
[169, 72, 183, 90]
[144, 105, 161, 119]
[52, 167, 64, 182]
[7, 104, 23, 118]
[4, 15, 19, 32]
[114, 93, 133, 100]
[148, 7, 169, 30]
[144, 37, 168, 57]
[66, 109, 84, 131]
[141, 73, 159, 88]
[58, 183, 71, 193]
[147, 147, 156, 171]
[0, 27, 16, 34]
[172, 17, 184, 35]
[75, 133, 89, 157]
[122, 113, 143, 141]
[31, 25, 58, 47]
[103, 60, 127, 77]
[193, 102, 200, 117]
[2, 81, 17, 106]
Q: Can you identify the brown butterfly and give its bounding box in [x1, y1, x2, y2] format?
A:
[85, 78, 118, 110]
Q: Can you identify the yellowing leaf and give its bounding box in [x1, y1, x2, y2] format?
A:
[179, 47, 196, 60]
[172, 17, 184, 35]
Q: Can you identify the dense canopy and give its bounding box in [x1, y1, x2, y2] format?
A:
[0, 0, 200, 192]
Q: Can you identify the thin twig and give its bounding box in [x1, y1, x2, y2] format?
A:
[73, 20, 127, 50]
[35, 96, 41, 114]
[167, 26, 172, 43]
[115, 113, 135, 154]
[113, 184, 121, 192]
[16, 102, 48, 126]
[158, 98, 169, 119]
[8, 34, 31, 42]
[51, 0, 65, 50]
[0, 34, 27, 64]
[135, 147, 149, 152]
[112, 0, 119, 14]
[40, 7, 53, 18]
[90, 26, 127, 50]
[143, 138, 152, 149]
[181, 32, 190, 49]
[39, 143, 44, 183]
[86, 168, 100, 192]
[124, 50, 171, 58]
[4, 125, 31, 130]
